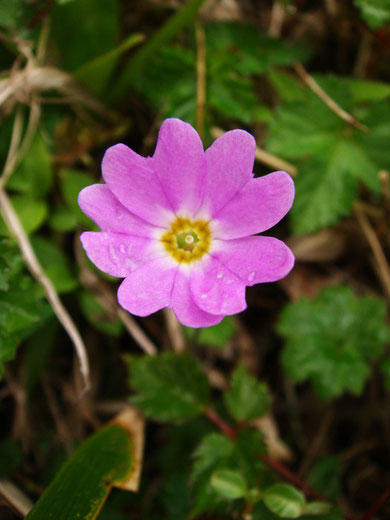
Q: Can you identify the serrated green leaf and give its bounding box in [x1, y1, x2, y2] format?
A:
[184, 316, 236, 349]
[210, 469, 247, 500]
[25, 423, 133, 520]
[0, 239, 50, 379]
[224, 365, 271, 422]
[267, 75, 389, 233]
[263, 483, 305, 518]
[128, 353, 209, 420]
[355, 0, 390, 29]
[278, 286, 390, 399]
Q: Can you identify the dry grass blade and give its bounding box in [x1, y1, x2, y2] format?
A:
[294, 62, 369, 133]
[355, 202, 390, 298]
[0, 189, 91, 393]
[0, 479, 33, 517]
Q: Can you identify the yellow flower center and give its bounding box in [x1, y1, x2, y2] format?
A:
[161, 217, 211, 263]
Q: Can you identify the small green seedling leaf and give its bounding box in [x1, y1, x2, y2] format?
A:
[355, 0, 390, 29]
[128, 352, 210, 420]
[210, 469, 247, 500]
[263, 483, 305, 518]
[26, 407, 144, 519]
[184, 316, 236, 349]
[224, 365, 271, 421]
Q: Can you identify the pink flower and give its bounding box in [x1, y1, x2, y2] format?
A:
[78, 119, 294, 328]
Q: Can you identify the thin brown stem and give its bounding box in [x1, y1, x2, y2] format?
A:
[0, 189, 90, 393]
[294, 62, 369, 133]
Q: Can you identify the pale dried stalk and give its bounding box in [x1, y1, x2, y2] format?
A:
[195, 19, 206, 141]
[268, 1, 285, 38]
[0, 189, 91, 392]
[211, 126, 298, 176]
[355, 203, 390, 298]
[0, 479, 33, 517]
[0, 102, 41, 190]
[77, 255, 157, 356]
[294, 62, 369, 133]
[164, 308, 186, 353]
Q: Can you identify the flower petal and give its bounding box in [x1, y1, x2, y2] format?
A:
[170, 268, 224, 327]
[200, 129, 255, 217]
[191, 256, 247, 316]
[78, 184, 156, 236]
[102, 143, 173, 226]
[212, 236, 295, 286]
[213, 171, 294, 239]
[152, 118, 205, 215]
[117, 258, 177, 317]
[80, 231, 161, 278]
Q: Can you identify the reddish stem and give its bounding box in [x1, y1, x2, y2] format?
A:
[204, 408, 237, 439]
[259, 453, 325, 502]
[204, 408, 322, 500]
[361, 486, 390, 520]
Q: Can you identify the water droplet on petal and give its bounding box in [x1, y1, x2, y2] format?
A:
[217, 273, 223, 279]
[248, 271, 255, 282]
[120, 244, 127, 254]
[201, 294, 207, 299]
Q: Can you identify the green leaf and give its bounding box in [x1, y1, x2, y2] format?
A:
[112, 0, 207, 101]
[0, 439, 22, 478]
[184, 316, 236, 349]
[79, 291, 123, 337]
[278, 286, 390, 399]
[30, 236, 78, 294]
[25, 423, 133, 520]
[191, 429, 265, 515]
[74, 33, 144, 96]
[49, 206, 78, 232]
[0, 239, 50, 379]
[59, 168, 97, 229]
[355, 0, 390, 29]
[210, 469, 247, 500]
[347, 78, 390, 103]
[267, 75, 389, 233]
[253, 500, 281, 519]
[7, 133, 52, 197]
[307, 456, 342, 500]
[128, 352, 209, 420]
[303, 502, 332, 514]
[224, 365, 271, 422]
[51, 0, 119, 71]
[380, 357, 390, 391]
[262, 484, 305, 518]
[0, 195, 47, 235]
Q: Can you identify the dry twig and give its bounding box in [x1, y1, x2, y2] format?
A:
[0, 189, 91, 392]
[163, 308, 186, 353]
[294, 62, 369, 133]
[355, 202, 390, 298]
